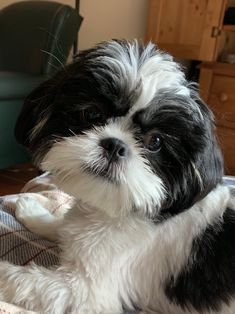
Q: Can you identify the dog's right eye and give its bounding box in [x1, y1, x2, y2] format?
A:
[83, 106, 105, 124]
[143, 131, 162, 152]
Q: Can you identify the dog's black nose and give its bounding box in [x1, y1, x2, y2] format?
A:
[100, 138, 129, 161]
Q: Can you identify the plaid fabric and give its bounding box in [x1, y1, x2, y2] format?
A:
[0, 201, 60, 266]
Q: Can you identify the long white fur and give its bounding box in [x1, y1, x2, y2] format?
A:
[0, 184, 232, 313]
[41, 119, 165, 218]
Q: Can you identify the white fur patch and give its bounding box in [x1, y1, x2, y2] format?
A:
[98, 41, 190, 115]
[41, 121, 165, 218]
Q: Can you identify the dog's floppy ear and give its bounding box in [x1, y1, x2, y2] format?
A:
[190, 88, 224, 198]
[161, 87, 224, 215]
[15, 77, 57, 148]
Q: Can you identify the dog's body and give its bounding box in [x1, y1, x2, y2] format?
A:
[0, 40, 235, 313]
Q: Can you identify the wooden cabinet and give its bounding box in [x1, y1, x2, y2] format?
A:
[146, 0, 227, 61]
[200, 63, 235, 174]
[146, 0, 235, 175]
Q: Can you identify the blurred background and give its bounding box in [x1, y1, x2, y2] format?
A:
[0, 0, 149, 52]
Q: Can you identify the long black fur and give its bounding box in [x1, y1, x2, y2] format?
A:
[165, 207, 235, 312]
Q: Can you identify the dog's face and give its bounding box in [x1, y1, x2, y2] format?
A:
[15, 40, 223, 219]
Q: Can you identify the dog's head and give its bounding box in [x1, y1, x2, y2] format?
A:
[15, 40, 223, 219]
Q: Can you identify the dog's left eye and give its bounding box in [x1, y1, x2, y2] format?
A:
[144, 132, 162, 152]
[83, 106, 105, 124]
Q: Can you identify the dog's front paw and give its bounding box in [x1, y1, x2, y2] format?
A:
[16, 196, 49, 218]
[15, 196, 59, 241]
[15, 196, 51, 232]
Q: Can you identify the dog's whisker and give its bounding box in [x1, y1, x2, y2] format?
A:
[47, 61, 61, 72]
[41, 49, 67, 72]
[68, 129, 77, 137]
[38, 27, 67, 60]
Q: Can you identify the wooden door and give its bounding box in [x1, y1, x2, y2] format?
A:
[146, 0, 226, 61]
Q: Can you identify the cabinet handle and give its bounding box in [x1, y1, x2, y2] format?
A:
[219, 93, 228, 102]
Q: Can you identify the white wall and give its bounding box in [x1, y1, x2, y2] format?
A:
[79, 0, 149, 50]
[0, 0, 149, 50]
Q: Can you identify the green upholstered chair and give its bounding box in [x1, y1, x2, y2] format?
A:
[0, 1, 83, 169]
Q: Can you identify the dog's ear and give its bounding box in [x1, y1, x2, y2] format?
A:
[15, 77, 57, 148]
[161, 87, 224, 216]
[190, 88, 224, 199]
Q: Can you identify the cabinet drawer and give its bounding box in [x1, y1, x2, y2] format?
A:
[216, 127, 235, 175]
[208, 75, 235, 129]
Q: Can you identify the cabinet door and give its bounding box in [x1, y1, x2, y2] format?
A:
[146, 0, 226, 61]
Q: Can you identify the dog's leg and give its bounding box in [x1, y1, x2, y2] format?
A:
[0, 261, 123, 314]
[15, 196, 61, 241]
[0, 261, 73, 313]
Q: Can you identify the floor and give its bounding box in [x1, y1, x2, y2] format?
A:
[0, 163, 39, 196]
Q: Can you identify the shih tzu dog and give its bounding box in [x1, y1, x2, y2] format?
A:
[0, 40, 235, 314]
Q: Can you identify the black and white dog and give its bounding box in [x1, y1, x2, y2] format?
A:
[0, 40, 235, 314]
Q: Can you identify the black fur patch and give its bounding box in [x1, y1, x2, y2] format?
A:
[15, 40, 144, 164]
[165, 207, 235, 312]
[133, 88, 223, 217]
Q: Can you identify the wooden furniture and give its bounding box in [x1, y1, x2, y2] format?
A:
[0, 163, 38, 196]
[200, 63, 235, 174]
[146, 0, 235, 174]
